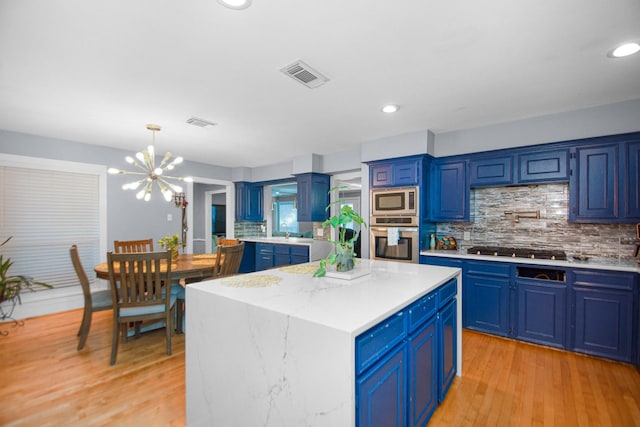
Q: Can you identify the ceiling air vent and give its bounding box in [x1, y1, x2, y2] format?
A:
[186, 116, 217, 127]
[280, 60, 329, 89]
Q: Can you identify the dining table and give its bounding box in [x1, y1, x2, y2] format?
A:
[93, 253, 218, 282]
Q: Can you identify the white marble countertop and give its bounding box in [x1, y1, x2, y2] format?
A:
[189, 259, 461, 336]
[420, 250, 640, 273]
[239, 236, 317, 245]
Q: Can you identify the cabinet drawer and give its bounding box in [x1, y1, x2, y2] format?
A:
[408, 292, 438, 333]
[466, 260, 511, 278]
[290, 245, 309, 257]
[355, 312, 407, 374]
[572, 270, 635, 291]
[438, 278, 457, 307]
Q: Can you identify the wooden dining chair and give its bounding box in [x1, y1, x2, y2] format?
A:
[214, 241, 245, 277]
[218, 237, 239, 247]
[70, 245, 113, 351]
[106, 250, 177, 365]
[113, 238, 154, 253]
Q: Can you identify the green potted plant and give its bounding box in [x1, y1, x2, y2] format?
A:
[1, 236, 51, 320]
[158, 233, 182, 259]
[313, 186, 367, 277]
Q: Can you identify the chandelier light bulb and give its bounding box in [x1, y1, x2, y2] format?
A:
[136, 152, 145, 162]
[136, 189, 146, 200]
[612, 42, 640, 58]
[154, 167, 163, 176]
[107, 168, 120, 174]
[125, 156, 134, 164]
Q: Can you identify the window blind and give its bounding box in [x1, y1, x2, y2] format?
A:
[0, 165, 101, 290]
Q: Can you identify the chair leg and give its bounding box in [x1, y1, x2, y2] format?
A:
[77, 308, 88, 336]
[110, 317, 120, 365]
[166, 308, 173, 356]
[77, 309, 92, 351]
[176, 298, 184, 334]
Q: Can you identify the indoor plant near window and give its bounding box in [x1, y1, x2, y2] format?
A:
[0, 236, 51, 322]
[313, 187, 367, 277]
[158, 233, 182, 259]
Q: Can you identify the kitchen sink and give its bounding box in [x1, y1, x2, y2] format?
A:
[467, 246, 567, 260]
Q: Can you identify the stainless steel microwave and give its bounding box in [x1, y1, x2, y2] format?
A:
[371, 186, 418, 217]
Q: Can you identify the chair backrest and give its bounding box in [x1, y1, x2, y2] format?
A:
[218, 238, 239, 246]
[113, 239, 154, 253]
[214, 242, 245, 277]
[107, 251, 172, 312]
[70, 245, 92, 305]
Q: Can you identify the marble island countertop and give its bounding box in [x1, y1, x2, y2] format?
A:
[239, 235, 316, 245]
[420, 249, 640, 273]
[188, 259, 460, 336]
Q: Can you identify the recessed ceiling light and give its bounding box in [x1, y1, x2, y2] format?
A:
[608, 42, 640, 58]
[381, 104, 399, 114]
[217, 0, 252, 10]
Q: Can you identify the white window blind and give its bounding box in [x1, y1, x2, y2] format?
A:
[0, 164, 101, 290]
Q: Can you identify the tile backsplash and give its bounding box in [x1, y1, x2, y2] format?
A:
[436, 183, 638, 262]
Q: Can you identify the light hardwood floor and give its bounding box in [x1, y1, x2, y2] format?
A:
[2, 309, 639, 426]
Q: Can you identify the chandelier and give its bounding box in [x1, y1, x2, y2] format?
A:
[108, 124, 193, 202]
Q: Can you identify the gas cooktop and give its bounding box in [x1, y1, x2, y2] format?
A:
[467, 246, 567, 261]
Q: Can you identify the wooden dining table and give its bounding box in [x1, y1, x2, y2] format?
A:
[93, 253, 218, 282]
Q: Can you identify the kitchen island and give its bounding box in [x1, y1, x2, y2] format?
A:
[185, 260, 462, 426]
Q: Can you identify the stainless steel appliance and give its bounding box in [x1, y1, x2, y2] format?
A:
[370, 186, 418, 217]
[370, 225, 419, 263]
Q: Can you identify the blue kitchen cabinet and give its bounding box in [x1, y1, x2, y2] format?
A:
[255, 243, 274, 271]
[464, 261, 510, 335]
[518, 148, 569, 183]
[235, 182, 264, 221]
[429, 159, 469, 222]
[356, 278, 458, 427]
[571, 269, 636, 362]
[438, 298, 457, 402]
[469, 155, 514, 187]
[369, 157, 422, 188]
[238, 241, 256, 273]
[295, 172, 330, 222]
[514, 278, 566, 348]
[569, 144, 618, 222]
[419, 256, 464, 269]
[256, 243, 309, 271]
[624, 140, 640, 218]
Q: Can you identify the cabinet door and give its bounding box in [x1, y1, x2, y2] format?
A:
[238, 241, 256, 273]
[623, 140, 640, 219]
[469, 156, 513, 187]
[356, 344, 406, 427]
[465, 262, 510, 336]
[573, 287, 633, 362]
[289, 245, 309, 265]
[255, 243, 273, 271]
[273, 244, 290, 267]
[438, 298, 457, 403]
[569, 144, 618, 222]
[296, 173, 330, 222]
[518, 149, 569, 183]
[429, 160, 469, 222]
[408, 316, 437, 427]
[515, 280, 565, 348]
[371, 164, 394, 187]
[245, 184, 264, 221]
[393, 159, 420, 186]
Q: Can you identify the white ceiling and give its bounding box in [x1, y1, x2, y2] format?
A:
[1, 1, 639, 168]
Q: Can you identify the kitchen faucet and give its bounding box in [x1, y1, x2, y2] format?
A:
[281, 223, 289, 239]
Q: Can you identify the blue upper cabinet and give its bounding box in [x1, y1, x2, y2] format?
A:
[429, 159, 469, 222]
[469, 155, 514, 187]
[295, 173, 330, 222]
[623, 140, 640, 219]
[369, 157, 421, 187]
[518, 149, 569, 183]
[570, 144, 618, 222]
[569, 132, 640, 223]
[235, 182, 264, 222]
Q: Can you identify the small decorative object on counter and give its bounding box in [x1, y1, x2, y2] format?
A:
[435, 235, 458, 250]
[429, 234, 436, 250]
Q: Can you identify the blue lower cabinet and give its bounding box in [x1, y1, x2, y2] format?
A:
[356, 344, 407, 427]
[255, 243, 310, 271]
[465, 273, 509, 336]
[356, 279, 458, 426]
[408, 317, 438, 427]
[255, 243, 274, 271]
[438, 298, 457, 402]
[515, 280, 565, 348]
[290, 245, 309, 265]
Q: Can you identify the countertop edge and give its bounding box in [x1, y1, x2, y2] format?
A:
[420, 250, 640, 273]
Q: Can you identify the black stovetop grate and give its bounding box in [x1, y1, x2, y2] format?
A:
[467, 246, 567, 260]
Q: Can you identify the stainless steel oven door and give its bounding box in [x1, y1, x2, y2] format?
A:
[369, 226, 419, 263]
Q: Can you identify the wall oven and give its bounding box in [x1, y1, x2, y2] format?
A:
[370, 225, 419, 264]
[370, 186, 418, 217]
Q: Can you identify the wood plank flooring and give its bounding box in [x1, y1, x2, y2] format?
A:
[2, 309, 640, 426]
